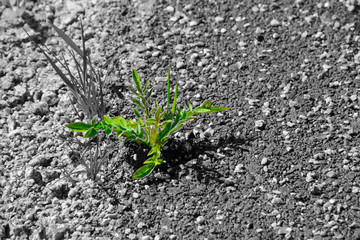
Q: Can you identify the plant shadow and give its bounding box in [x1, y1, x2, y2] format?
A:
[110, 132, 251, 182]
[94, 133, 252, 204]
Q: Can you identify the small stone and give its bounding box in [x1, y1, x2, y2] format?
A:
[261, 157, 268, 165]
[352, 187, 360, 193]
[128, 234, 137, 240]
[189, 21, 198, 26]
[49, 226, 69, 240]
[1, 73, 16, 90]
[133, 192, 140, 199]
[310, 184, 323, 195]
[272, 33, 280, 39]
[152, 51, 161, 57]
[164, 6, 175, 13]
[25, 167, 43, 185]
[234, 164, 244, 173]
[196, 216, 205, 224]
[271, 197, 283, 205]
[176, 62, 185, 69]
[66, 0, 84, 13]
[215, 16, 224, 23]
[197, 225, 205, 232]
[255, 120, 265, 128]
[13, 84, 29, 102]
[142, 236, 153, 240]
[306, 172, 315, 182]
[270, 19, 280, 26]
[29, 155, 52, 167]
[41, 90, 58, 106]
[68, 188, 79, 198]
[326, 171, 337, 178]
[202, 128, 213, 138]
[30, 102, 49, 116]
[50, 181, 69, 199]
[137, 222, 146, 229]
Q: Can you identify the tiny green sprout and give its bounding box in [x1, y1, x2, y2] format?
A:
[66, 62, 230, 179]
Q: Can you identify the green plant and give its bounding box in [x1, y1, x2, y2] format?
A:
[66, 63, 230, 179]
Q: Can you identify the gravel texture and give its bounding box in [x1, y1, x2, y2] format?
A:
[1, 0, 360, 239]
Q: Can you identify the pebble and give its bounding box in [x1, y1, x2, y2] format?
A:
[13, 84, 29, 101]
[24, 167, 43, 185]
[133, 192, 140, 198]
[68, 188, 79, 198]
[271, 197, 283, 205]
[261, 157, 268, 165]
[152, 51, 161, 57]
[29, 155, 53, 167]
[234, 164, 245, 173]
[1, 73, 16, 90]
[142, 236, 153, 240]
[176, 62, 185, 69]
[326, 170, 337, 178]
[138, 222, 146, 228]
[196, 216, 205, 224]
[128, 233, 137, 240]
[272, 33, 280, 39]
[29, 102, 49, 116]
[189, 21, 198, 26]
[255, 120, 265, 128]
[41, 90, 59, 106]
[270, 19, 280, 27]
[306, 172, 316, 182]
[164, 6, 175, 13]
[215, 16, 224, 23]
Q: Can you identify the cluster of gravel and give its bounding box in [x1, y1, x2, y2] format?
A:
[1, 0, 360, 239]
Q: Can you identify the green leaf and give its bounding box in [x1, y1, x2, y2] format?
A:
[188, 102, 192, 111]
[167, 61, 171, 112]
[84, 128, 98, 138]
[194, 108, 211, 114]
[133, 108, 141, 118]
[155, 107, 162, 121]
[132, 162, 156, 179]
[117, 131, 124, 138]
[65, 122, 92, 132]
[209, 106, 231, 112]
[144, 79, 150, 92]
[155, 158, 163, 165]
[159, 120, 172, 128]
[168, 123, 184, 136]
[171, 82, 179, 118]
[103, 115, 114, 125]
[146, 88, 153, 101]
[136, 124, 141, 134]
[112, 116, 128, 128]
[105, 126, 112, 135]
[129, 87, 141, 97]
[93, 121, 104, 130]
[201, 100, 212, 108]
[145, 118, 156, 125]
[148, 145, 161, 157]
[131, 98, 145, 109]
[127, 120, 138, 128]
[132, 69, 142, 94]
[125, 135, 137, 142]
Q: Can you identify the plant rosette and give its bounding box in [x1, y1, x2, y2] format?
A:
[66, 63, 230, 179]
